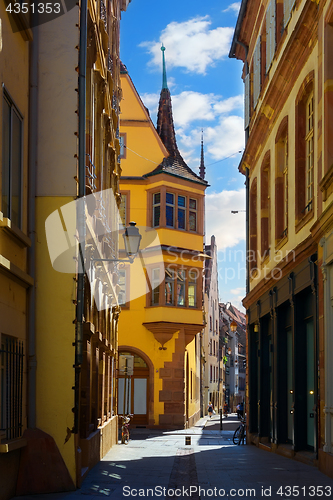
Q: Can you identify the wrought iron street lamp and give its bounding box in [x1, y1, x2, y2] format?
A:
[122, 222, 142, 263]
[92, 221, 142, 265]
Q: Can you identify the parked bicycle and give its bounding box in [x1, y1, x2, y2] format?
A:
[233, 416, 246, 445]
[120, 414, 132, 444]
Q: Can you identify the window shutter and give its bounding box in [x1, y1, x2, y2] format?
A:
[284, 0, 295, 27]
[266, 0, 276, 72]
[244, 73, 250, 129]
[253, 37, 261, 109]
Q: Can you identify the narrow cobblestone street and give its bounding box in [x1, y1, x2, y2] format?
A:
[13, 415, 333, 500]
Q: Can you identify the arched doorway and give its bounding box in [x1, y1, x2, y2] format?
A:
[118, 350, 150, 426]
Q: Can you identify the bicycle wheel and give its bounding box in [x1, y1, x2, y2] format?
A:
[233, 425, 243, 445]
[121, 427, 129, 444]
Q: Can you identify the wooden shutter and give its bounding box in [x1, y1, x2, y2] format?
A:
[266, 0, 276, 72]
[253, 37, 261, 109]
[244, 73, 250, 129]
[284, 0, 295, 27]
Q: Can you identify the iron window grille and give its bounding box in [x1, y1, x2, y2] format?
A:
[0, 336, 24, 441]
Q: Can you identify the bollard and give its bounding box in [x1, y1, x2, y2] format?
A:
[185, 436, 191, 445]
[220, 408, 223, 431]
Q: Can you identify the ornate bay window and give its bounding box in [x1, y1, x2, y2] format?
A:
[148, 265, 201, 309]
[149, 187, 201, 233]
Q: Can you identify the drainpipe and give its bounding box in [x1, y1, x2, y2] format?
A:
[72, 0, 87, 436]
[27, 21, 39, 430]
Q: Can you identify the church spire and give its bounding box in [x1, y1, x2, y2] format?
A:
[199, 129, 205, 180]
[153, 45, 207, 186]
[161, 44, 168, 90]
[156, 45, 179, 157]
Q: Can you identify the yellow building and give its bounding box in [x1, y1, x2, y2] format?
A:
[1, 1, 131, 497]
[118, 54, 207, 428]
[230, 0, 333, 475]
[0, 7, 32, 500]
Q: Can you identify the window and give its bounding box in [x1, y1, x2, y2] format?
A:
[148, 265, 200, 309]
[261, 154, 270, 260]
[275, 119, 288, 242]
[150, 189, 199, 232]
[118, 269, 127, 306]
[295, 73, 314, 223]
[253, 37, 261, 108]
[1, 335, 24, 440]
[188, 269, 197, 307]
[249, 178, 258, 273]
[266, 0, 276, 71]
[2, 90, 23, 228]
[178, 195, 186, 230]
[153, 192, 161, 227]
[165, 268, 174, 305]
[189, 199, 197, 231]
[244, 73, 250, 129]
[305, 93, 314, 211]
[176, 269, 185, 306]
[119, 133, 126, 159]
[166, 192, 174, 227]
[119, 193, 127, 228]
[151, 268, 160, 306]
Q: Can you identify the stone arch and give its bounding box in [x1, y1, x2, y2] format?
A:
[118, 345, 154, 427]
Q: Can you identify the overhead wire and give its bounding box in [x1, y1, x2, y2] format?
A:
[123, 145, 244, 168]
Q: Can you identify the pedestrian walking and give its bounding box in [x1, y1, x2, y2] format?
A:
[207, 401, 213, 418]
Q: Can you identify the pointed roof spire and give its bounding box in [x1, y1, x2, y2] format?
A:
[199, 129, 205, 180]
[152, 46, 207, 186]
[161, 44, 168, 90]
[156, 45, 179, 157]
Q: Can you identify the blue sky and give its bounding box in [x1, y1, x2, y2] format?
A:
[120, 0, 246, 310]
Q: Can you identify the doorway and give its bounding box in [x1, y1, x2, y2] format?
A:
[118, 351, 149, 426]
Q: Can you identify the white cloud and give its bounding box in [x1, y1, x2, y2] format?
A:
[171, 92, 216, 127]
[223, 2, 241, 14]
[205, 189, 246, 250]
[230, 287, 246, 295]
[204, 116, 244, 159]
[140, 17, 234, 75]
[140, 92, 159, 115]
[213, 95, 243, 114]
